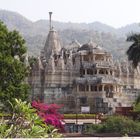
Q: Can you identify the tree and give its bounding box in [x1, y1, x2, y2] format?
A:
[133, 95, 140, 112]
[126, 33, 140, 68]
[0, 21, 29, 111]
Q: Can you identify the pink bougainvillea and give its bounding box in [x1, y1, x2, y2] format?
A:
[32, 101, 64, 131]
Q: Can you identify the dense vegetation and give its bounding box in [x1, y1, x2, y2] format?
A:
[86, 115, 140, 136]
[0, 99, 61, 138]
[0, 22, 63, 138]
[0, 21, 29, 112]
[126, 34, 140, 68]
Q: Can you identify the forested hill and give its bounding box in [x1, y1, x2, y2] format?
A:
[0, 10, 140, 60]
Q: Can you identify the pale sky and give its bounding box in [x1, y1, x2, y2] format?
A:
[0, 0, 140, 28]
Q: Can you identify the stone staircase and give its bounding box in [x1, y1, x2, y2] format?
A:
[102, 92, 134, 114]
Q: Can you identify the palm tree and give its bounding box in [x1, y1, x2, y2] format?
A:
[126, 33, 140, 68]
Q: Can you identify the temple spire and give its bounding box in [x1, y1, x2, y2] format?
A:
[49, 12, 52, 30]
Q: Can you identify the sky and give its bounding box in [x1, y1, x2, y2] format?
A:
[0, 0, 140, 28]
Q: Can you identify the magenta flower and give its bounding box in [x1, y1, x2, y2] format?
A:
[32, 100, 64, 132]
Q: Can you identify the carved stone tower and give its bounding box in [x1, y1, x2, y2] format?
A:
[44, 12, 62, 62]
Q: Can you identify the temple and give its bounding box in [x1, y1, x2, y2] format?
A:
[28, 12, 140, 114]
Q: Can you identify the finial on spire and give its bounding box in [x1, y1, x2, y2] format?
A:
[49, 12, 53, 30]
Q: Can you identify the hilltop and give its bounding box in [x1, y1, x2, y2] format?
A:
[0, 10, 140, 59]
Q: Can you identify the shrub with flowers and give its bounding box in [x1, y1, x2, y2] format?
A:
[32, 101, 64, 132]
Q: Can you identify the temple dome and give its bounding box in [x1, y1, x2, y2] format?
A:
[78, 40, 103, 52]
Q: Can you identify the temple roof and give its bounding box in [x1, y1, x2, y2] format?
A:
[44, 28, 62, 61]
[66, 40, 81, 49]
[78, 40, 104, 53]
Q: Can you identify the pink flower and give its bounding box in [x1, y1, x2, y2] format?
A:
[31, 100, 64, 132]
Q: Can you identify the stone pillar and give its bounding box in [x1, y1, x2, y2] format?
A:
[103, 56, 106, 61]
[97, 85, 99, 92]
[97, 69, 99, 74]
[108, 58, 110, 62]
[126, 67, 129, 88]
[89, 85, 91, 92]
[90, 56, 92, 62]
[119, 86, 122, 93]
[81, 55, 83, 61]
[77, 85, 79, 92]
[93, 55, 95, 61]
[107, 70, 110, 75]
[113, 85, 116, 92]
[116, 86, 118, 92]
[86, 85, 89, 91]
[102, 85, 105, 92]
[112, 70, 114, 77]
[85, 69, 87, 75]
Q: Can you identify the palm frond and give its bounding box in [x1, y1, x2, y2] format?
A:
[126, 33, 140, 68]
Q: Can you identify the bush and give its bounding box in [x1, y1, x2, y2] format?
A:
[86, 124, 103, 134]
[32, 101, 64, 132]
[86, 115, 140, 135]
[0, 99, 61, 138]
[64, 114, 96, 119]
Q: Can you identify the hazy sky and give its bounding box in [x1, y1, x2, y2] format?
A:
[0, 0, 140, 28]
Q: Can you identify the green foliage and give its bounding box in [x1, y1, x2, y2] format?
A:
[135, 95, 140, 105]
[126, 33, 140, 68]
[28, 56, 37, 68]
[85, 123, 103, 134]
[0, 21, 29, 111]
[133, 95, 140, 112]
[0, 113, 11, 117]
[86, 115, 140, 135]
[64, 114, 96, 119]
[0, 99, 61, 138]
[133, 103, 140, 112]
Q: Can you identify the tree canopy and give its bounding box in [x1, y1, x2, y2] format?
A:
[0, 21, 29, 111]
[126, 33, 140, 68]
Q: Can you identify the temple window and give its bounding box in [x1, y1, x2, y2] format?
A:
[79, 84, 85, 91]
[86, 85, 89, 91]
[94, 70, 97, 74]
[123, 85, 126, 89]
[104, 86, 109, 92]
[91, 85, 94, 91]
[54, 54, 57, 60]
[95, 86, 97, 91]
[108, 92, 113, 98]
[80, 69, 85, 76]
[99, 85, 102, 91]
[99, 69, 104, 74]
[110, 85, 113, 91]
[105, 85, 113, 98]
[72, 58, 75, 65]
[83, 55, 89, 61]
[80, 97, 87, 105]
[106, 70, 108, 74]
[90, 85, 97, 91]
[87, 69, 93, 75]
[90, 56, 93, 61]
[95, 55, 104, 61]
